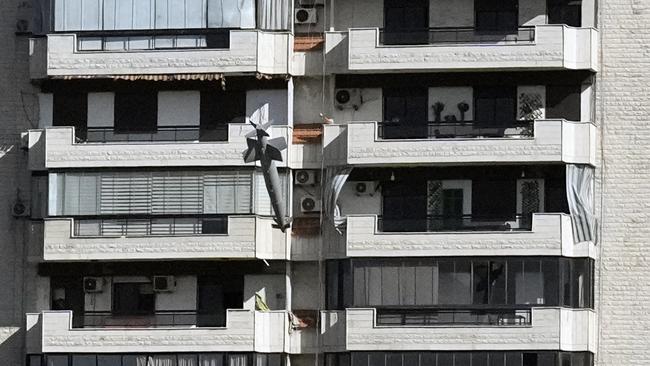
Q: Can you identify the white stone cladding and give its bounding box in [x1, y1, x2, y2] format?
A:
[596, 0, 650, 364]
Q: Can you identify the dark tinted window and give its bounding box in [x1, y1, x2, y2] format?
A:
[114, 92, 157, 133]
[546, 86, 581, 121]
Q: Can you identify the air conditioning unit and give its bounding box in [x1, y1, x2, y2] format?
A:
[335, 89, 362, 110]
[295, 8, 318, 24]
[354, 181, 378, 196]
[11, 200, 29, 217]
[83, 277, 104, 293]
[153, 276, 176, 292]
[300, 196, 321, 213]
[295, 170, 317, 186]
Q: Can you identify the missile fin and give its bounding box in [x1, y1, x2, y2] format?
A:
[243, 138, 260, 163]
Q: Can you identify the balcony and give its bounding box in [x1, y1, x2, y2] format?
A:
[26, 124, 290, 170]
[322, 308, 596, 352]
[29, 30, 293, 79]
[323, 120, 596, 167]
[26, 310, 287, 354]
[337, 25, 598, 73]
[42, 215, 286, 261]
[326, 213, 595, 258]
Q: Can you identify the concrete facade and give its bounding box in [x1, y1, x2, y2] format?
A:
[0, 0, 647, 365]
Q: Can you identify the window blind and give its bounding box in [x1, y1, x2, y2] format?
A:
[53, 170, 257, 216]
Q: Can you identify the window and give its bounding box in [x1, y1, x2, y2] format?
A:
[475, 0, 518, 32]
[546, 86, 581, 121]
[475, 86, 517, 126]
[331, 258, 594, 309]
[112, 283, 155, 315]
[53, 92, 88, 140]
[548, 0, 582, 27]
[382, 88, 429, 139]
[200, 91, 246, 142]
[383, 0, 429, 45]
[73, 355, 97, 366]
[51, 170, 255, 217]
[97, 355, 122, 366]
[114, 92, 157, 133]
[45, 355, 69, 366]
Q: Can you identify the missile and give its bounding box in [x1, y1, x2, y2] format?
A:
[243, 121, 291, 232]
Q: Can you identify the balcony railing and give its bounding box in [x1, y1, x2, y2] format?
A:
[73, 28, 231, 51]
[376, 307, 532, 326]
[73, 215, 229, 237]
[377, 120, 534, 140]
[78, 125, 230, 143]
[379, 26, 535, 45]
[81, 310, 200, 328]
[378, 214, 533, 233]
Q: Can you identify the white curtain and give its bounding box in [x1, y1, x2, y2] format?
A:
[566, 164, 597, 243]
[323, 166, 353, 231]
[178, 355, 198, 366]
[228, 354, 249, 366]
[199, 354, 223, 366]
[256, 0, 290, 30]
[147, 355, 177, 366]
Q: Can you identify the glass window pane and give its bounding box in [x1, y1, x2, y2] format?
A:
[543, 260, 559, 306]
[421, 353, 436, 366]
[403, 353, 419, 366]
[455, 353, 470, 366]
[179, 354, 198, 366]
[438, 353, 453, 366]
[228, 354, 249, 366]
[73, 355, 96, 366]
[351, 353, 369, 366]
[386, 354, 401, 366]
[438, 261, 455, 304]
[415, 262, 435, 305]
[454, 261, 472, 304]
[489, 262, 507, 305]
[353, 261, 367, 306]
[122, 355, 147, 366]
[98, 355, 122, 366]
[46, 355, 69, 366]
[382, 264, 400, 305]
[473, 261, 490, 304]
[473, 353, 489, 366]
[369, 353, 385, 366]
[488, 352, 505, 366]
[199, 354, 224, 366]
[29, 355, 43, 366]
[505, 352, 521, 366]
[400, 265, 416, 305]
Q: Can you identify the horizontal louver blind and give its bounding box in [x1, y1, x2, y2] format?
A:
[152, 173, 203, 214]
[205, 171, 252, 214]
[100, 174, 152, 214]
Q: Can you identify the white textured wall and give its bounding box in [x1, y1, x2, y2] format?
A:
[597, 0, 650, 364]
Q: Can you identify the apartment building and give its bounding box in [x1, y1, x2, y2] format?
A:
[0, 0, 648, 365]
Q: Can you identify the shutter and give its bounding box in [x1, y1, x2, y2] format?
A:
[78, 174, 99, 215]
[63, 174, 80, 215]
[151, 172, 203, 215]
[254, 171, 271, 215]
[100, 173, 152, 214]
[235, 171, 253, 213]
[215, 172, 236, 214]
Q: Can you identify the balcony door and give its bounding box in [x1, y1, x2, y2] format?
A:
[383, 88, 429, 139]
[474, 86, 517, 131]
[475, 0, 518, 32]
[53, 92, 88, 140]
[382, 180, 427, 232]
[383, 0, 429, 45]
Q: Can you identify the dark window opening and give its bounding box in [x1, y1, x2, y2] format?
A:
[548, 0, 582, 27]
[475, 86, 517, 127]
[475, 0, 518, 32]
[200, 91, 246, 141]
[382, 180, 427, 232]
[382, 87, 428, 139]
[112, 282, 155, 315]
[326, 352, 593, 366]
[197, 275, 244, 327]
[383, 0, 429, 45]
[546, 85, 581, 121]
[53, 92, 88, 140]
[114, 92, 157, 133]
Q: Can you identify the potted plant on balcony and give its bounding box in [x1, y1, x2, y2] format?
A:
[457, 102, 470, 123]
[432, 102, 445, 122]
